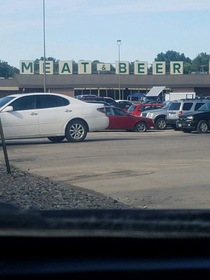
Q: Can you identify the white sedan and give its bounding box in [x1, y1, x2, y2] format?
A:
[0, 92, 109, 142]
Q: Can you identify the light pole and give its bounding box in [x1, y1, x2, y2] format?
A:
[117, 39, 122, 100]
[43, 0, 46, 92]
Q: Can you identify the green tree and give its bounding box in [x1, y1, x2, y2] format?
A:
[190, 52, 210, 73]
[92, 60, 101, 72]
[154, 50, 191, 74]
[0, 60, 19, 78]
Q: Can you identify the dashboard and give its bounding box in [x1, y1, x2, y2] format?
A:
[1, 205, 210, 279]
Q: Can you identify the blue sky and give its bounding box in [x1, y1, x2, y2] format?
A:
[1, 0, 210, 69]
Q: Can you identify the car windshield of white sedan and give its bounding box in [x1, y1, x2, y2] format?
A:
[0, 96, 15, 108]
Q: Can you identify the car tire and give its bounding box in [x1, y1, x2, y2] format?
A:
[47, 136, 65, 143]
[155, 117, 167, 130]
[65, 119, 88, 142]
[196, 120, 209, 133]
[135, 121, 147, 132]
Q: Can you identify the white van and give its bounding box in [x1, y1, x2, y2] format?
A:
[165, 92, 196, 101]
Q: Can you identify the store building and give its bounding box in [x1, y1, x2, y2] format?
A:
[1, 60, 210, 100]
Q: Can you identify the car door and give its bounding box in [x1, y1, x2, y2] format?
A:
[108, 107, 133, 129]
[0, 95, 39, 139]
[36, 94, 72, 136]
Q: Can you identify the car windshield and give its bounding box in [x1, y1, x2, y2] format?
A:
[162, 101, 172, 109]
[127, 104, 136, 111]
[1, 2, 210, 277]
[0, 96, 15, 108]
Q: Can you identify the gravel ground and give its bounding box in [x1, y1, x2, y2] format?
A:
[0, 163, 131, 210]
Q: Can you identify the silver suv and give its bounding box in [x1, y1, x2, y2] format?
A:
[166, 99, 208, 129]
[140, 101, 172, 130]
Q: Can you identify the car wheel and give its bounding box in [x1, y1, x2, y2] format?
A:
[47, 136, 65, 143]
[135, 121, 147, 132]
[155, 117, 167, 130]
[65, 119, 88, 142]
[196, 120, 209, 133]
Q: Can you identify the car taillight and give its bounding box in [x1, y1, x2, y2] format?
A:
[97, 107, 106, 114]
[178, 110, 183, 115]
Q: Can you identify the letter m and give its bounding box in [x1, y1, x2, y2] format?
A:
[20, 61, 34, 74]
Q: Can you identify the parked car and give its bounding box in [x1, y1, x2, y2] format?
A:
[166, 99, 209, 129]
[83, 100, 111, 106]
[103, 97, 121, 107]
[127, 103, 164, 117]
[176, 101, 210, 133]
[0, 92, 109, 142]
[76, 95, 121, 108]
[140, 101, 172, 130]
[75, 94, 97, 99]
[115, 100, 133, 111]
[101, 106, 155, 132]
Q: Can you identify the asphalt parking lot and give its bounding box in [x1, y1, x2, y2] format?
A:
[1, 129, 210, 209]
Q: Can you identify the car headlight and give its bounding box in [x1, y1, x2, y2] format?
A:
[147, 113, 154, 118]
[186, 116, 194, 120]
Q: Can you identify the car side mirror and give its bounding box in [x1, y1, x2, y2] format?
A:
[2, 106, 13, 112]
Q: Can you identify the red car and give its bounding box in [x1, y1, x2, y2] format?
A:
[100, 106, 155, 132]
[127, 103, 164, 117]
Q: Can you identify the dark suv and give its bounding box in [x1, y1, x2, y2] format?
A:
[176, 101, 210, 133]
[166, 99, 209, 129]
